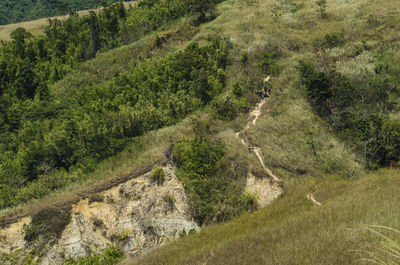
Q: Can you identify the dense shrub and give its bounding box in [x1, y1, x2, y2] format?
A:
[258, 51, 280, 75]
[63, 246, 123, 265]
[212, 96, 249, 121]
[313, 31, 346, 48]
[173, 137, 255, 225]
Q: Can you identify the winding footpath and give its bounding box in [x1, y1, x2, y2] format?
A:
[236, 99, 283, 206]
[236, 99, 282, 184]
[237, 98, 322, 207]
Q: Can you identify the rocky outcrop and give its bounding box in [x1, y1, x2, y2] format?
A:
[0, 217, 31, 254]
[0, 164, 198, 264]
[246, 173, 282, 207]
[41, 164, 198, 264]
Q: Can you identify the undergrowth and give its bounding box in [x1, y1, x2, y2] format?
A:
[173, 136, 256, 225]
[63, 246, 123, 265]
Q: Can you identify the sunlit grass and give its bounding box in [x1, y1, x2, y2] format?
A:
[123, 169, 400, 265]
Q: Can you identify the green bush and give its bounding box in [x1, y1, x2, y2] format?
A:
[212, 96, 249, 121]
[298, 60, 332, 116]
[240, 52, 249, 65]
[173, 137, 254, 225]
[323, 31, 345, 48]
[258, 51, 280, 75]
[164, 192, 176, 206]
[316, 0, 327, 19]
[63, 246, 123, 265]
[374, 119, 400, 166]
[151, 166, 165, 185]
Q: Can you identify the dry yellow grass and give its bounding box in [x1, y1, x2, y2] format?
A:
[0, 1, 135, 41]
[124, 169, 400, 265]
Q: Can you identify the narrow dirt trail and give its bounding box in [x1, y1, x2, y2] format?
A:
[236, 99, 283, 185]
[307, 193, 322, 206]
[238, 99, 321, 206]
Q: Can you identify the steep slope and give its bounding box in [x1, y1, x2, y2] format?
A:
[237, 98, 283, 206]
[0, 0, 400, 264]
[0, 99, 281, 264]
[0, 163, 198, 264]
[125, 169, 400, 265]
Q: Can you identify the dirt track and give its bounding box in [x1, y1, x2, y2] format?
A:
[236, 99, 283, 185]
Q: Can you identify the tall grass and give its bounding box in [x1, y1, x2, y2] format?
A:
[362, 225, 400, 265]
[122, 169, 400, 265]
[118, 0, 400, 263]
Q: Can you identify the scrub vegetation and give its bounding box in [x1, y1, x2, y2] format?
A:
[1, 0, 400, 264]
[0, 0, 226, 209]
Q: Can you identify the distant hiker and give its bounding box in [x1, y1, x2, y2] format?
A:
[256, 103, 259, 109]
[266, 86, 271, 96]
[390, 160, 399, 168]
[263, 75, 271, 98]
[261, 93, 265, 99]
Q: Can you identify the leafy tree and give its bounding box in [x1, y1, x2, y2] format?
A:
[187, 0, 217, 23]
[10, 28, 32, 58]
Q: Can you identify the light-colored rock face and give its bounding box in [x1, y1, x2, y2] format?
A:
[0, 164, 198, 265]
[40, 164, 198, 264]
[0, 216, 31, 253]
[246, 174, 282, 207]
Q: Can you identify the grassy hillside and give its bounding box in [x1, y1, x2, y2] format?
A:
[124, 169, 400, 265]
[0, 0, 399, 263]
[119, 0, 400, 263]
[0, 0, 124, 25]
